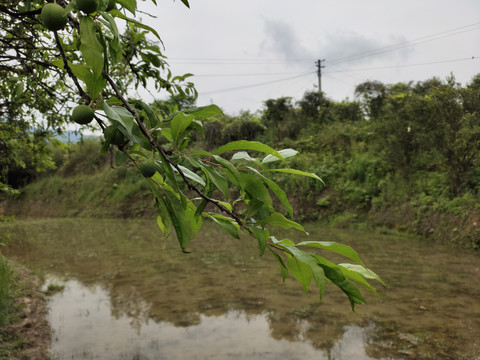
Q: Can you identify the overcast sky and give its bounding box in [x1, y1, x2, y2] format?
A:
[139, 0, 480, 115]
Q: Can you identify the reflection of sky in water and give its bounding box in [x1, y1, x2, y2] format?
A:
[48, 279, 380, 360]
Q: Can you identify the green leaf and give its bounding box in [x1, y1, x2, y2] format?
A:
[84, 73, 107, 99]
[100, 103, 134, 135]
[194, 177, 213, 218]
[205, 213, 239, 239]
[249, 226, 269, 256]
[202, 165, 229, 201]
[159, 152, 181, 194]
[337, 265, 379, 297]
[311, 263, 326, 300]
[266, 168, 324, 184]
[263, 212, 306, 232]
[278, 244, 319, 269]
[267, 246, 289, 281]
[180, 0, 190, 8]
[156, 214, 167, 234]
[130, 124, 152, 150]
[146, 181, 172, 237]
[110, 10, 163, 43]
[339, 263, 385, 286]
[170, 112, 194, 145]
[231, 151, 261, 164]
[297, 241, 365, 267]
[246, 167, 293, 218]
[262, 149, 298, 164]
[115, 0, 136, 15]
[240, 173, 272, 206]
[212, 155, 242, 187]
[314, 256, 366, 311]
[214, 140, 284, 161]
[100, 12, 121, 63]
[79, 16, 105, 79]
[184, 104, 223, 119]
[177, 165, 205, 187]
[163, 191, 199, 252]
[287, 255, 312, 293]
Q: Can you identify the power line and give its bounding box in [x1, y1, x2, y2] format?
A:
[169, 58, 313, 65]
[201, 72, 314, 95]
[327, 22, 480, 65]
[325, 56, 479, 73]
[192, 71, 312, 77]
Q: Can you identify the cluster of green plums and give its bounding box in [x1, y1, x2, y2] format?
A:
[43, 1, 155, 177]
[41, 0, 116, 32]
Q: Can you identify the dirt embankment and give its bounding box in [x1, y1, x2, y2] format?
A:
[0, 262, 51, 360]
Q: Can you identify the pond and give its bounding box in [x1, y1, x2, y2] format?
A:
[1, 219, 479, 359]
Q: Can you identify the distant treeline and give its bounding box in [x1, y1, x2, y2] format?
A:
[3, 74, 480, 248]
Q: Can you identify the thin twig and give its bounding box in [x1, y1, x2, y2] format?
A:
[53, 32, 90, 103]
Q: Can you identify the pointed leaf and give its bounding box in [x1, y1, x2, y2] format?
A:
[170, 112, 194, 144]
[297, 241, 365, 267]
[240, 173, 272, 205]
[231, 151, 261, 164]
[339, 263, 385, 286]
[262, 149, 298, 164]
[205, 213, 239, 239]
[101, 102, 134, 135]
[115, 0, 136, 15]
[314, 256, 366, 311]
[338, 265, 379, 297]
[263, 212, 306, 232]
[246, 167, 293, 218]
[287, 255, 312, 293]
[214, 140, 284, 161]
[177, 165, 205, 186]
[249, 226, 269, 256]
[266, 168, 324, 184]
[110, 10, 163, 42]
[267, 246, 289, 281]
[184, 104, 223, 119]
[79, 16, 104, 79]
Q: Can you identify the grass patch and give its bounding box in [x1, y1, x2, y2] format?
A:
[0, 256, 14, 326]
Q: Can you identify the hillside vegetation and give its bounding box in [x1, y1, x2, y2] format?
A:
[3, 75, 480, 248]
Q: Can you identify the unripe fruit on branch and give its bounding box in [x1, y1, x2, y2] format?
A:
[41, 3, 68, 31]
[104, 125, 125, 146]
[71, 105, 94, 125]
[139, 159, 157, 178]
[77, 0, 99, 14]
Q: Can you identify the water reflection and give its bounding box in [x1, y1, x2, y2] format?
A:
[48, 279, 377, 360]
[1, 219, 480, 359]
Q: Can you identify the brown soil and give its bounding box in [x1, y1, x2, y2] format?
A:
[0, 263, 51, 360]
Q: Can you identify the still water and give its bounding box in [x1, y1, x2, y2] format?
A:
[1, 219, 479, 359]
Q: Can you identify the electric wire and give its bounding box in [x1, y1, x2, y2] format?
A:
[327, 22, 480, 65]
[201, 72, 314, 96]
[326, 56, 479, 73]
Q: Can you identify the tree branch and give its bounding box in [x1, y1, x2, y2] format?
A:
[53, 31, 90, 103]
[102, 71, 245, 226]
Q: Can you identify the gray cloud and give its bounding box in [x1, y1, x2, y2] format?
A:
[261, 19, 316, 61]
[261, 20, 411, 70]
[321, 31, 411, 65]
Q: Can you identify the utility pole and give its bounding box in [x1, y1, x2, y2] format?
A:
[316, 59, 325, 95]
